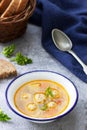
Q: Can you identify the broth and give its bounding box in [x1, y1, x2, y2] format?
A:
[14, 80, 70, 118]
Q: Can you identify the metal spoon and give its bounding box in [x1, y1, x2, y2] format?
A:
[52, 28, 87, 75]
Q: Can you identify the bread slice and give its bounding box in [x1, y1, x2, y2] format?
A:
[0, 59, 17, 79]
[16, 0, 29, 14]
[1, 0, 20, 17]
[0, 0, 11, 14]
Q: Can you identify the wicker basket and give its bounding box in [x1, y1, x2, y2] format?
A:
[0, 0, 36, 43]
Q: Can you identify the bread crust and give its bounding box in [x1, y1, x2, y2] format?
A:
[0, 59, 17, 79]
[1, 0, 20, 17]
[16, 0, 29, 14]
[0, 0, 11, 14]
[1, 0, 29, 17]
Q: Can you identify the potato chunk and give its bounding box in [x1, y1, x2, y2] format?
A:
[22, 93, 29, 99]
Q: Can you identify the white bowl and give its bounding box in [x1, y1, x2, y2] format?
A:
[5, 70, 78, 123]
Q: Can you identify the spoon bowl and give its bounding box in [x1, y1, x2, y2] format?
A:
[52, 28, 87, 75]
[52, 29, 72, 51]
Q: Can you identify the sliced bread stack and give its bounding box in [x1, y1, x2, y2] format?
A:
[0, 0, 36, 43]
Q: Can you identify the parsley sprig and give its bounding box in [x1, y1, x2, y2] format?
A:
[2, 44, 32, 65]
[11, 52, 32, 65]
[0, 109, 11, 122]
[2, 44, 15, 58]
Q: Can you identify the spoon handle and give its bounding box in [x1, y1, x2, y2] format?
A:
[68, 50, 87, 75]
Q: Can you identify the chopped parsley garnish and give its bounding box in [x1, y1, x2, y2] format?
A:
[2, 44, 15, 57]
[41, 104, 48, 111]
[0, 109, 11, 122]
[45, 87, 54, 97]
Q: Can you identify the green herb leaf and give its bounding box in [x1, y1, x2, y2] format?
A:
[2, 44, 15, 57]
[11, 52, 32, 65]
[41, 104, 48, 111]
[45, 87, 54, 97]
[0, 109, 11, 122]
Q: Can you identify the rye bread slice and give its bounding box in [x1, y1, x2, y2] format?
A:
[1, 0, 20, 17]
[0, 0, 12, 14]
[16, 0, 29, 14]
[0, 59, 17, 79]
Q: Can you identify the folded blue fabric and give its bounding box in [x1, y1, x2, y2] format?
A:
[30, 0, 87, 83]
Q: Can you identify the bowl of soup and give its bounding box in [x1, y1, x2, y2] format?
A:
[5, 70, 78, 123]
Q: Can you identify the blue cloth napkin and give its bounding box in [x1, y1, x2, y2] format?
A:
[30, 0, 87, 83]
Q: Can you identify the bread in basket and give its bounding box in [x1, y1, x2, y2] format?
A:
[0, 0, 36, 43]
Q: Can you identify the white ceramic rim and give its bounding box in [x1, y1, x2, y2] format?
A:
[5, 70, 78, 122]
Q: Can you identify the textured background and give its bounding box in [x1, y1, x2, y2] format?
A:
[0, 24, 87, 130]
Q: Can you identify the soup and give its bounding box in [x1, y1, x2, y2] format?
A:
[14, 80, 70, 118]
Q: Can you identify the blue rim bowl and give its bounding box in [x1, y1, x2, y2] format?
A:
[5, 70, 78, 123]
